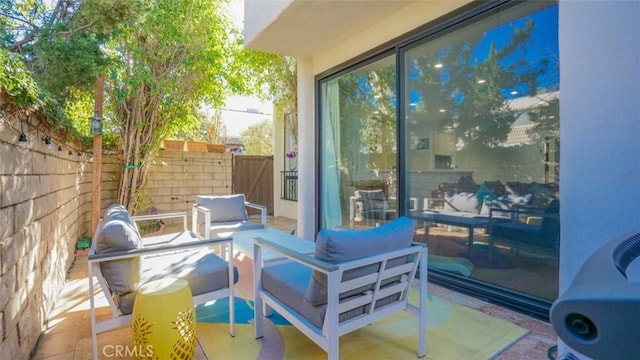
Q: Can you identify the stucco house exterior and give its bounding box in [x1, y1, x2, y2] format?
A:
[246, 0, 639, 357]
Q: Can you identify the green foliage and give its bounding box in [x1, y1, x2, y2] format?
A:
[241, 119, 273, 155]
[0, 48, 45, 109]
[1, 0, 295, 209]
[2, 0, 148, 99]
[1, 0, 147, 146]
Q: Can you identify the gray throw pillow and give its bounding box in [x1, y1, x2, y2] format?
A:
[96, 204, 143, 304]
[304, 216, 415, 306]
[196, 194, 248, 222]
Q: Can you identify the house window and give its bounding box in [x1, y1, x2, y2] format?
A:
[319, 1, 559, 317]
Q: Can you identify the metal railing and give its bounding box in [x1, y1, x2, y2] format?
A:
[281, 170, 298, 201]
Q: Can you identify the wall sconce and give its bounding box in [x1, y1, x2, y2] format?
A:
[18, 132, 28, 153]
[44, 136, 53, 151]
[91, 114, 103, 135]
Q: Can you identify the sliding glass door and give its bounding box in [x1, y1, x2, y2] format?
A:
[319, 0, 560, 317]
[319, 54, 397, 230]
[401, 2, 560, 304]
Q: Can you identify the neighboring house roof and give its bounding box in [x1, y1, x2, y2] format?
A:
[224, 136, 243, 146]
[502, 92, 559, 147]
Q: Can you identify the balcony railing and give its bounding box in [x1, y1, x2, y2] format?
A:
[281, 170, 298, 201]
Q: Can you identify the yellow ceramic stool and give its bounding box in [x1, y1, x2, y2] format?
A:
[132, 278, 195, 360]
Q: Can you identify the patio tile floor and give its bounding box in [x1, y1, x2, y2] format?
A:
[32, 216, 557, 359]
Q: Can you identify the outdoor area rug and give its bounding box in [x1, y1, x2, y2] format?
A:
[195, 290, 528, 359]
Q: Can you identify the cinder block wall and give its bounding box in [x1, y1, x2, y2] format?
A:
[0, 117, 232, 357]
[0, 115, 92, 358]
[100, 150, 233, 215]
[0, 118, 233, 359]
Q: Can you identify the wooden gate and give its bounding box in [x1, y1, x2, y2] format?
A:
[233, 155, 274, 215]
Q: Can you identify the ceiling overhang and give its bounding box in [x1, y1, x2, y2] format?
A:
[244, 0, 418, 58]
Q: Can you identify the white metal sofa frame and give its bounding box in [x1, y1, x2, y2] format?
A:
[88, 211, 235, 360]
[253, 237, 428, 360]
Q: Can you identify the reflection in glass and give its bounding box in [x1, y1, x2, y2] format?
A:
[320, 55, 397, 230]
[403, 2, 560, 301]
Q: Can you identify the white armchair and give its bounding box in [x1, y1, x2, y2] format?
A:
[253, 216, 428, 359]
[192, 194, 267, 239]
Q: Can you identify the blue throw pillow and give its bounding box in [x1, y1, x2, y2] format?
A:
[476, 183, 497, 203]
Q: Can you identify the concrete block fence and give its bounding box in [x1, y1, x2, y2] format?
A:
[0, 116, 233, 358]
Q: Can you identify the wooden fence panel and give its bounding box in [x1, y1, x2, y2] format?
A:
[233, 155, 274, 215]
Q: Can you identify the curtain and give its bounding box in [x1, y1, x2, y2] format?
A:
[321, 80, 343, 229]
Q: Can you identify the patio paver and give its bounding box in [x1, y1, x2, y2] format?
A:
[32, 216, 557, 360]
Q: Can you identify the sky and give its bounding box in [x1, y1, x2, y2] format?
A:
[219, 96, 273, 137]
[219, 0, 273, 138]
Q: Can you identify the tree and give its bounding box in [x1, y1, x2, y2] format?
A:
[1, 0, 146, 99]
[407, 19, 554, 148]
[108, 0, 266, 211]
[240, 119, 272, 155]
[2, 0, 293, 212]
[1, 0, 146, 142]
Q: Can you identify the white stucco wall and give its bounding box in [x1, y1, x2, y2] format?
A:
[559, 0, 640, 289]
[558, 1, 640, 357]
[296, 58, 317, 240]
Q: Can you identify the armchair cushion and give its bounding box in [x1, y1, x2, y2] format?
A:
[263, 261, 368, 329]
[196, 194, 248, 222]
[95, 204, 142, 302]
[305, 216, 415, 306]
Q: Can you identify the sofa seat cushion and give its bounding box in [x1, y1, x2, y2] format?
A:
[305, 216, 415, 306]
[96, 204, 143, 307]
[491, 222, 556, 248]
[444, 192, 479, 214]
[362, 209, 397, 221]
[262, 262, 367, 329]
[480, 194, 533, 217]
[115, 231, 238, 315]
[209, 220, 264, 234]
[196, 194, 248, 222]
